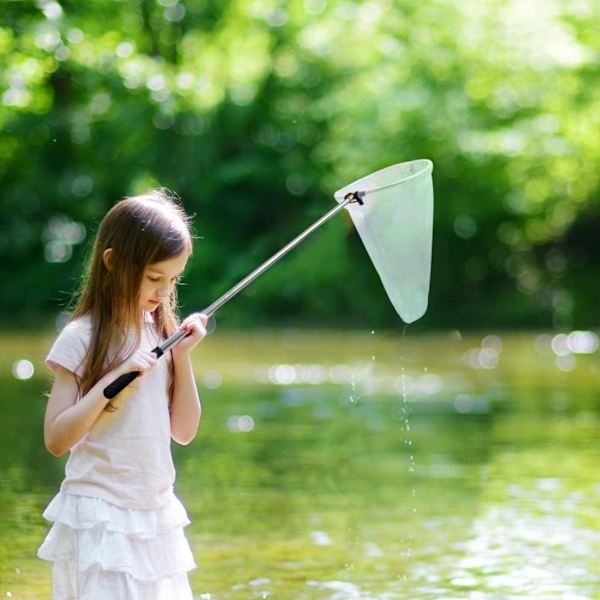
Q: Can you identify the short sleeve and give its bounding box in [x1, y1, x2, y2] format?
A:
[46, 318, 92, 377]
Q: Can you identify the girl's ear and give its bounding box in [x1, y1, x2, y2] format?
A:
[102, 248, 113, 271]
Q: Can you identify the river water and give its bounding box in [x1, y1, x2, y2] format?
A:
[1, 329, 599, 598]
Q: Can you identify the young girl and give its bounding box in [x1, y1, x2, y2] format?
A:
[38, 189, 208, 599]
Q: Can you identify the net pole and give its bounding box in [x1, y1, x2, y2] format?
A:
[158, 196, 355, 353]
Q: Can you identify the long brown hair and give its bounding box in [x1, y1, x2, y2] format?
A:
[71, 189, 193, 398]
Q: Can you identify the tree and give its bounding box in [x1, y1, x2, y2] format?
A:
[1, 0, 599, 328]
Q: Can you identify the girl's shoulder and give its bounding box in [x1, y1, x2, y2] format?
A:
[60, 314, 93, 337]
[47, 314, 93, 376]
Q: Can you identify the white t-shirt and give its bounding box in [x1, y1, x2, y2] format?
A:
[46, 314, 177, 510]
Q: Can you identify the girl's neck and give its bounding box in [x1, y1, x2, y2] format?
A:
[122, 311, 152, 331]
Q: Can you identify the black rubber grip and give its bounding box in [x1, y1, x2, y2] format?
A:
[103, 371, 140, 399]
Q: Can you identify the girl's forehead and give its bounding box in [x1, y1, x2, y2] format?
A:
[147, 252, 190, 274]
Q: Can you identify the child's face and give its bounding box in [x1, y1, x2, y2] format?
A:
[140, 251, 190, 313]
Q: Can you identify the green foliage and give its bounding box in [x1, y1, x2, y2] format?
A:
[1, 0, 599, 328]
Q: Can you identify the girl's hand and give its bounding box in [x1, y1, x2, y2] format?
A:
[172, 313, 208, 357]
[116, 349, 157, 378]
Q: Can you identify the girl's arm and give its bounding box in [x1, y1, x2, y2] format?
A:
[169, 314, 208, 445]
[44, 350, 157, 457]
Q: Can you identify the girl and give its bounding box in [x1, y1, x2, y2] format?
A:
[38, 189, 208, 599]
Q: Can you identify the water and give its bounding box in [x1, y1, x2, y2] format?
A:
[1, 329, 600, 598]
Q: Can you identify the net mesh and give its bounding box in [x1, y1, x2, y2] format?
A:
[334, 159, 433, 323]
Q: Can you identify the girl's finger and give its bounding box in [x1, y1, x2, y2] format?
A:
[182, 317, 205, 337]
[182, 313, 208, 328]
[136, 352, 156, 372]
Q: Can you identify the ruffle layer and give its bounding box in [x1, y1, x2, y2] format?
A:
[41, 492, 190, 539]
[52, 562, 193, 600]
[38, 493, 196, 582]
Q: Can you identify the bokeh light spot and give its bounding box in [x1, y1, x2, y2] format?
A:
[567, 331, 598, 354]
[454, 215, 477, 239]
[203, 370, 223, 389]
[227, 415, 255, 432]
[12, 359, 35, 380]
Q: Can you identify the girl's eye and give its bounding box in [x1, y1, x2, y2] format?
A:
[147, 274, 183, 284]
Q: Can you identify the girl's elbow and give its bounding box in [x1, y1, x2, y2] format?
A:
[44, 432, 67, 457]
[46, 440, 67, 457]
[171, 429, 197, 445]
[170, 407, 200, 445]
[172, 436, 192, 446]
[171, 422, 199, 445]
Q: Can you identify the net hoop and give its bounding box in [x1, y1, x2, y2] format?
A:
[334, 159, 433, 200]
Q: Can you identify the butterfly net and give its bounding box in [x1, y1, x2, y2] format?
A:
[334, 159, 433, 323]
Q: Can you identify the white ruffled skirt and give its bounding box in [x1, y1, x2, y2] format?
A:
[38, 492, 196, 600]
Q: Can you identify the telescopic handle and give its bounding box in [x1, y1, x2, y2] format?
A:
[201, 199, 351, 316]
[103, 370, 140, 399]
[102, 192, 361, 400]
[103, 346, 165, 399]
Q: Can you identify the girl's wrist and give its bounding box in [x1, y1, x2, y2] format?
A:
[172, 347, 192, 362]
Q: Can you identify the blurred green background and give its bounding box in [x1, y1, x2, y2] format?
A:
[2, 0, 600, 330]
[3, 3, 600, 598]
